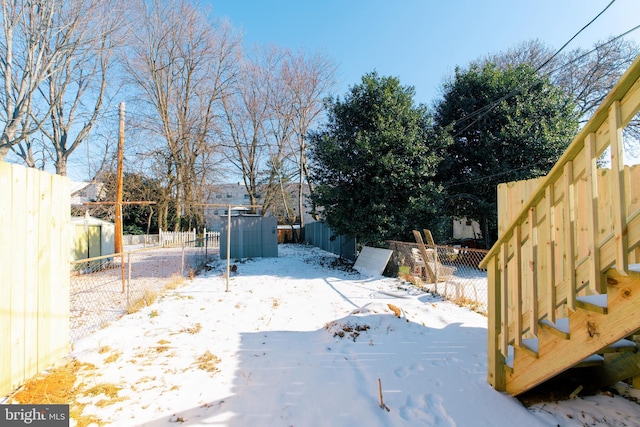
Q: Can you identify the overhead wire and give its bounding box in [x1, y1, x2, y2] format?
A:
[447, 0, 621, 137]
[441, 0, 636, 189]
[534, 0, 616, 72]
[448, 21, 640, 142]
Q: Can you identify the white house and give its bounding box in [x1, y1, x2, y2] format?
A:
[205, 182, 315, 231]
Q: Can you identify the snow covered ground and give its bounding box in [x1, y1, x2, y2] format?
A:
[67, 244, 640, 426]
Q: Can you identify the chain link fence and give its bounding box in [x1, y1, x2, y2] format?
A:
[70, 238, 218, 341]
[386, 240, 489, 314]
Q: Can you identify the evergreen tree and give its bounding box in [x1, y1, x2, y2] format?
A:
[309, 72, 448, 246]
[434, 63, 579, 244]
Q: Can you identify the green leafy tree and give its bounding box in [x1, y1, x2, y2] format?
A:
[434, 63, 579, 245]
[309, 72, 448, 246]
[94, 171, 162, 235]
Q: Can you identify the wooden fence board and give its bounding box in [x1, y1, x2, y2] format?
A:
[0, 162, 12, 395]
[37, 171, 52, 372]
[10, 165, 27, 390]
[24, 168, 39, 379]
[50, 172, 70, 362]
[0, 163, 70, 396]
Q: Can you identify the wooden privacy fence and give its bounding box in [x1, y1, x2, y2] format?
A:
[0, 162, 70, 397]
[479, 53, 640, 395]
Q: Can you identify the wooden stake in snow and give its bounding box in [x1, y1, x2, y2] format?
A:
[378, 378, 390, 412]
[569, 385, 583, 399]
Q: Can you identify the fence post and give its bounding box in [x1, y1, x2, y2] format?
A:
[181, 244, 185, 276]
[204, 227, 208, 258]
[120, 251, 125, 293]
[127, 252, 131, 309]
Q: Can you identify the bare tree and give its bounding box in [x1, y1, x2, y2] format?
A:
[280, 50, 336, 229]
[0, 0, 84, 160]
[549, 37, 639, 123]
[483, 39, 558, 72]
[221, 45, 286, 211]
[125, 0, 241, 230]
[10, 0, 125, 176]
[481, 36, 640, 157]
[222, 46, 336, 233]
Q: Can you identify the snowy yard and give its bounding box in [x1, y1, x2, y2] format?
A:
[55, 244, 640, 425]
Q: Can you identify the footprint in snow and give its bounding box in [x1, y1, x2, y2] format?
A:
[399, 394, 456, 426]
[411, 362, 425, 372]
[394, 366, 410, 378]
[394, 362, 425, 378]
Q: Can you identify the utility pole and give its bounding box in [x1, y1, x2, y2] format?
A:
[115, 102, 125, 254]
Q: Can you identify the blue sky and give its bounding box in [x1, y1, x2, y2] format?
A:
[208, 0, 640, 105]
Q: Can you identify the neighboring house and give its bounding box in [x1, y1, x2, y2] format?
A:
[452, 217, 482, 241]
[205, 182, 315, 231]
[70, 181, 114, 263]
[70, 181, 106, 207]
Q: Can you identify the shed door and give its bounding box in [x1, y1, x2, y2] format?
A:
[74, 225, 88, 260]
[88, 225, 101, 258]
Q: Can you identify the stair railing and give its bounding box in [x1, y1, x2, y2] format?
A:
[479, 54, 640, 392]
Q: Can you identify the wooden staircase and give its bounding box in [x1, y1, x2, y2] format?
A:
[507, 268, 640, 395]
[479, 54, 640, 396]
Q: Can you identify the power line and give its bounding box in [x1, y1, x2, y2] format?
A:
[535, 0, 616, 72]
[442, 160, 551, 189]
[448, 1, 621, 136]
[545, 23, 640, 76]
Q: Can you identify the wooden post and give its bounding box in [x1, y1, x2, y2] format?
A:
[585, 133, 604, 293]
[116, 103, 125, 292]
[204, 227, 208, 258]
[545, 185, 556, 322]
[127, 253, 131, 308]
[226, 205, 231, 292]
[378, 378, 390, 411]
[528, 207, 538, 336]
[181, 245, 185, 276]
[563, 161, 576, 311]
[609, 101, 628, 275]
[513, 226, 522, 347]
[115, 102, 125, 254]
[487, 255, 506, 390]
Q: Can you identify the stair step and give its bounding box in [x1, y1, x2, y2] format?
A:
[502, 268, 640, 396]
[599, 338, 637, 354]
[539, 318, 570, 339]
[520, 338, 539, 358]
[576, 294, 608, 314]
[505, 345, 514, 373]
[573, 354, 604, 368]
